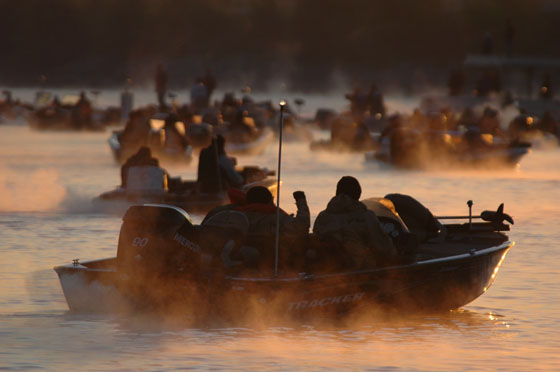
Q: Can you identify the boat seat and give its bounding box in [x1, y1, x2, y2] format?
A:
[126, 166, 167, 193]
[361, 197, 409, 237]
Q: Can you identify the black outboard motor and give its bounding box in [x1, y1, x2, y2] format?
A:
[117, 204, 202, 276]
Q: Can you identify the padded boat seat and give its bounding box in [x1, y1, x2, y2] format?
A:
[126, 166, 167, 192]
[361, 197, 409, 238]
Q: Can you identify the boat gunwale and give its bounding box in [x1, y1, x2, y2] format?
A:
[54, 241, 513, 283]
[226, 240, 513, 283]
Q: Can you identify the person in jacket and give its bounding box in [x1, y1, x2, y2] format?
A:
[313, 176, 396, 268]
[197, 135, 244, 193]
[235, 186, 310, 268]
[239, 186, 309, 237]
[155, 64, 168, 110]
[163, 113, 190, 149]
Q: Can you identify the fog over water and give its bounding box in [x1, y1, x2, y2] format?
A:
[0, 92, 559, 371]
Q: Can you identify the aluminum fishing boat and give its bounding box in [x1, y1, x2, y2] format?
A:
[55, 198, 514, 319]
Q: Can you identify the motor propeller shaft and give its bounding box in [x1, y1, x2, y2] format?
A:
[436, 203, 514, 225]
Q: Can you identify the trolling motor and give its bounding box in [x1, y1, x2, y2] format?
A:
[480, 203, 514, 227]
[437, 202, 514, 232]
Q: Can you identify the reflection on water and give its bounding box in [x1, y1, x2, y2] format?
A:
[1, 113, 560, 370]
[0, 308, 527, 371]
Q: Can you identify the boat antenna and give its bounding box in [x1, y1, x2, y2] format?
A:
[212, 135, 223, 193]
[274, 100, 286, 278]
[467, 200, 473, 230]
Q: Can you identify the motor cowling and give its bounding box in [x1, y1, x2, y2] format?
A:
[117, 204, 201, 275]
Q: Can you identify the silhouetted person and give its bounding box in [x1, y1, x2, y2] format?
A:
[120, 110, 150, 146]
[155, 64, 168, 110]
[232, 108, 256, 135]
[464, 125, 492, 150]
[345, 86, 368, 119]
[478, 107, 501, 135]
[72, 91, 92, 128]
[458, 107, 477, 129]
[51, 96, 61, 109]
[368, 83, 385, 117]
[508, 114, 534, 140]
[222, 92, 237, 109]
[409, 109, 425, 129]
[503, 90, 515, 107]
[384, 193, 441, 243]
[190, 78, 208, 113]
[313, 176, 396, 268]
[121, 78, 134, 123]
[163, 114, 189, 149]
[202, 70, 217, 105]
[198, 136, 224, 193]
[234, 186, 310, 269]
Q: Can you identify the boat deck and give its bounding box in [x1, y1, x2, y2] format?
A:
[418, 229, 508, 260]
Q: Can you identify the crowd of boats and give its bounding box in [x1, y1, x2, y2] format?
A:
[2, 76, 559, 172]
[3, 72, 557, 318]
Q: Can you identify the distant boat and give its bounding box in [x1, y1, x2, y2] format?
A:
[367, 129, 531, 170]
[93, 165, 277, 215]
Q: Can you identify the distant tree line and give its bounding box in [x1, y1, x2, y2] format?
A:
[1, 0, 558, 91]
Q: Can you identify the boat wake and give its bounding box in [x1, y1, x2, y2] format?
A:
[0, 166, 67, 213]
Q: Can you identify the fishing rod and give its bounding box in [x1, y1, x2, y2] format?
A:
[274, 100, 286, 278]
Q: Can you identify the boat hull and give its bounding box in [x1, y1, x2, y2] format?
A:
[93, 178, 278, 215]
[54, 242, 512, 318]
[369, 145, 529, 170]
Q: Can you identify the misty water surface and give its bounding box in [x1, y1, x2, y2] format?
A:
[0, 93, 559, 370]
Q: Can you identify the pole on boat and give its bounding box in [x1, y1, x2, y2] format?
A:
[467, 200, 474, 230]
[212, 135, 223, 193]
[274, 100, 286, 278]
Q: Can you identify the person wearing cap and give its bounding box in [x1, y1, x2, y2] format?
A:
[239, 186, 309, 236]
[232, 186, 310, 269]
[197, 135, 243, 193]
[163, 113, 189, 149]
[313, 176, 396, 268]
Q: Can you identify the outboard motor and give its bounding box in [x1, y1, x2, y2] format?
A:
[117, 204, 201, 276]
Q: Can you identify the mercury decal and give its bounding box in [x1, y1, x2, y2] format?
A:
[288, 292, 365, 311]
[173, 232, 202, 254]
